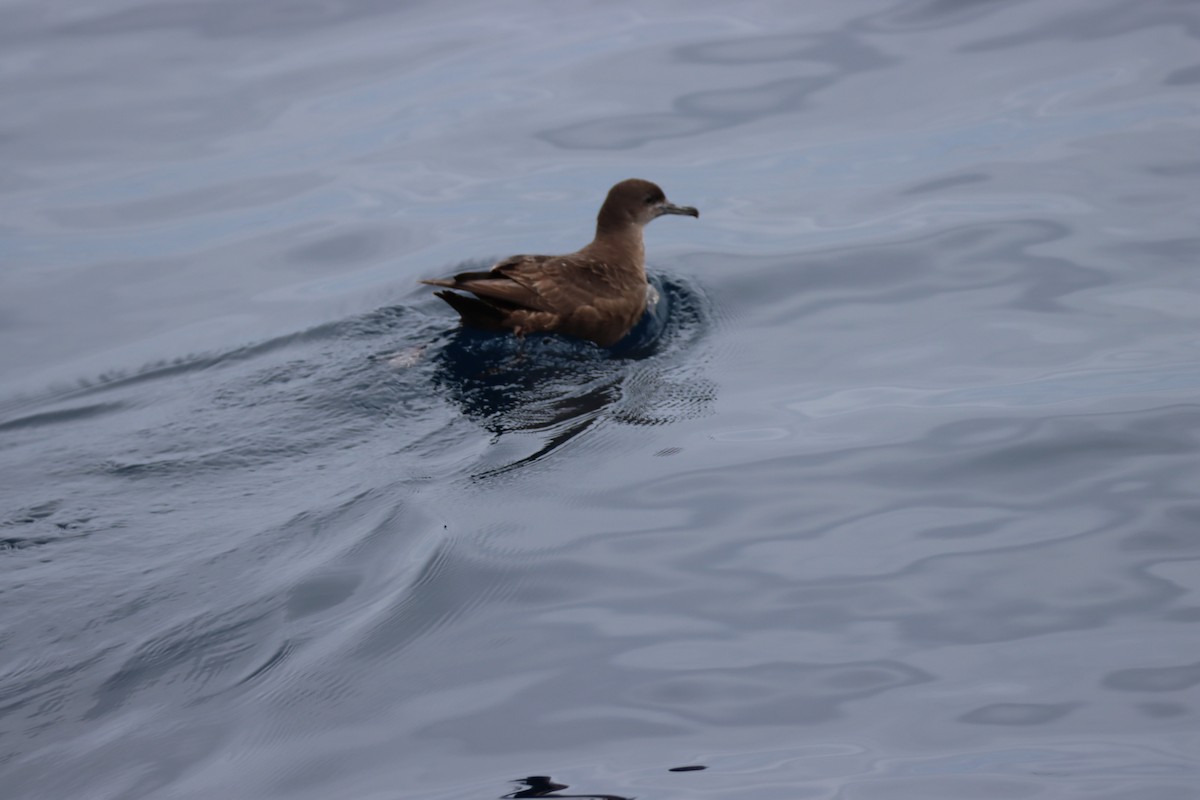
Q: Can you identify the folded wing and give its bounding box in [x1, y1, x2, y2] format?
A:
[421, 254, 563, 312]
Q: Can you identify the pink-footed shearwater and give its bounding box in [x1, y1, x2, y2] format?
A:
[421, 178, 698, 347]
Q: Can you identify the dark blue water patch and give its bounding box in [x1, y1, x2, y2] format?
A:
[675, 29, 896, 71]
[0, 500, 93, 553]
[901, 172, 990, 195]
[1102, 661, 1200, 693]
[958, 702, 1080, 726]
[959, 2, 1200, 51]
[0, 402, 127, 433]
[429, 273, 714, 444]
[1165, 62, 1200, 85]
[1137, 701, 1189, 719]
[626, 660, 934, 726]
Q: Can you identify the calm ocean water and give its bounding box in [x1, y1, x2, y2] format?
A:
[2, 1, 1199, 798]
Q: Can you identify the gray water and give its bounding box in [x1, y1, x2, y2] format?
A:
[2, 1, 1199, 798]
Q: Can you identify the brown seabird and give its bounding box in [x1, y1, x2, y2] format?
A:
[421, 178, 698, 347]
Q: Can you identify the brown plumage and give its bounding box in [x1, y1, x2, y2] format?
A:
[421, 178, 699, 347]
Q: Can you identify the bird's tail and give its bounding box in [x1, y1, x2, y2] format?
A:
[431, 290, 509, 331]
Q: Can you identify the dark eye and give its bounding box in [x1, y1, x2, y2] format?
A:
[644, 194, 657, 205]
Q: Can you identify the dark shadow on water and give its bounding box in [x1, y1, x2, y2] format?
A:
[504, 775, 628, 799]
[428, 275, 715, 463]
[502, 766, 707, 799]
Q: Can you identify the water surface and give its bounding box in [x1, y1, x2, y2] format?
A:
[2, 1, 1199, 798]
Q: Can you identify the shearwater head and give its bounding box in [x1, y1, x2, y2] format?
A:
[595, 178, 700, 234]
